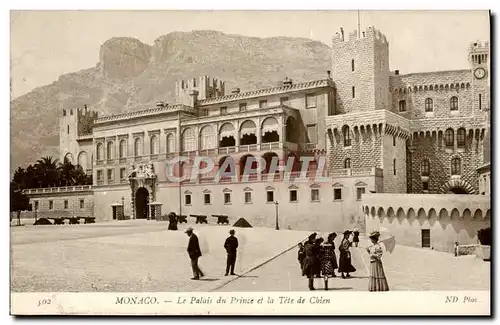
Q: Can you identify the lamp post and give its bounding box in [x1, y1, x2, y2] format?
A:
[275, 201, 279, 230]
[121, 196, 125, 220]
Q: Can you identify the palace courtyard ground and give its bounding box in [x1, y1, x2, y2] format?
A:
[10, 220, 489, 292]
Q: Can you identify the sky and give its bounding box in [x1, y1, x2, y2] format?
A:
[10, 10, 490, 99]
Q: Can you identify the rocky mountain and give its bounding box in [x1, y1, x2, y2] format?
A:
[10, 30, 332, 174]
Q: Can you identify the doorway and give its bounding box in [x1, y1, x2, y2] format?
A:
[421, 229, 431, 248]
[135, 187, 149, 219]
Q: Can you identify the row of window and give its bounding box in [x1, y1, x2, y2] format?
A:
[218, 94, 318, 116]
[398, 97, 459, 113]
[184, 186, 366, 206]
[34, 199, 85, 211]
[420, 158, 462, 176]
[340, 126, 399, 148]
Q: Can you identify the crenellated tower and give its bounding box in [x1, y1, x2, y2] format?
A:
[332, 26, 390, 114]
[174, 75, 226, 107]
[59, 105, 98, 170]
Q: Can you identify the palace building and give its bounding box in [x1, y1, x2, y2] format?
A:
[25, 27, 490, 252]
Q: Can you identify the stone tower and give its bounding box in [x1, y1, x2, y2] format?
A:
[331, 26, 390, 114]
[174, 76, 226, 107]
[469, 41, 490, 113]
[59, 105, 97, 168]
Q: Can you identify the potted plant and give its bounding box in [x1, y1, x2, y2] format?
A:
[476, 227, 491, 261]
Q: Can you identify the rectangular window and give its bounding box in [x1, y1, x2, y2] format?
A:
[120, 168, 126, 180]
[280, 97, 289, 106]
[220, 106, 227, 115]
[107, 169, 114, 183]
[356, 187, 365, 200]
[185, 194, 191, 205]
[266, 191, 274, 203]
[64, 200, 68, 209]
[67, 125, 69, 134]
[244, 192, 252, 204]
[421, 229, 431, 248]
[399, 100, 406, 112]
[289, 190, 298, 202]
[239, 103, 247, 112]
[97, 170, 103, 180]
[259, 100, 267, 109]
[352, 86, 355, 99]
[306, 94, 317, 108]
[479, 94, 482, 110]
[224, 193, 231, 204]
[422, 182, 429, 191]
[306, 124, 317, 144]
[204, 193, 211, 205]
[80, 199, 84, 209]
[34, 201, 39, 211]
[334, 188, 342, 201]
[49, 200, 53, 210]
[311, 189, 320, 202]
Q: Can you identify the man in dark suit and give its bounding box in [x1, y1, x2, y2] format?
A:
[185, 227, 204, 280]
[224, 229, 239, 276]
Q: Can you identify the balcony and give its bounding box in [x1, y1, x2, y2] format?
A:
[106, 159, 115, 165]
[150, 154, 159, 161]
[23, 185, 93, 195]
[96, 160, 104, 166]
[120, 178, 128, 184]
[97, 179, 104, 185]
[239, 144, 258, 152]
[119, 158, 127, 164]
[218, 147, 236, 155]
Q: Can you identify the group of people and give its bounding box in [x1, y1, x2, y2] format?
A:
[298, 229, 389, 292]
[185, 227, 239, 280]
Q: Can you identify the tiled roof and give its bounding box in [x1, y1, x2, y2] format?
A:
[94, 104, 194, 124]
[198, 78, 334, 106]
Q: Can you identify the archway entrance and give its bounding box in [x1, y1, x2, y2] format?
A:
[135, 187, 149, 219]
[447, 187, 468, 194]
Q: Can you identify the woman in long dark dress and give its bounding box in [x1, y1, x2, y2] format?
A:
[366, 230, 390, 291]
[352, 228, 360, 247]
[302, 233, 319, 290]
[314, 237, 324, 278]
[338, 230, 356, 278]
[320, 233, 339, 290]
[297, 243, 305, 275]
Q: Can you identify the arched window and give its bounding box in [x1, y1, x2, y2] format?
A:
[106, 141, 114, 159]
[398, 100, 406, 112]
[181, 128, 196, 152]
[199, 126, 216, 150]
[150, 135, 158, 155]
[134, 138, 142, 157]
[450, 96, 459, 111]
[166, 133, 175, 153]
[425, 98, 433, 112]
[344, 158, 351, 169]
[457, 128, 466, 148]
[451, 157, 461, 175]
[421, 159, 430, 176]
[445, 129, 454, 147]
[96, 143, 103, 161]
[342, 125, 351, 147]
[119, 140, 126, 158]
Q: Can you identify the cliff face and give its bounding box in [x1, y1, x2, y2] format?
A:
[10, 30, 331, 173]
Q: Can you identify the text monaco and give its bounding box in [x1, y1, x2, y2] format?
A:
[164, 155, 329, 183]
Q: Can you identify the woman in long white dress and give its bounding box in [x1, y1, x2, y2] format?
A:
[366, 230, 389, 292]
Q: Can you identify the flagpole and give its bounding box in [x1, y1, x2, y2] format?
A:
[357, 10, 361, 38]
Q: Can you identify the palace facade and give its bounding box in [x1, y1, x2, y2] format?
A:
[25, 26, 490, 251]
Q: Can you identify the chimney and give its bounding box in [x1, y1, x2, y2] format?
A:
[395, 70, 399, 76]
[231, 88, 240, 94]
[282, 77, 293, 86]
[327, 70, 331, 79]
[340, 27, 344, 41]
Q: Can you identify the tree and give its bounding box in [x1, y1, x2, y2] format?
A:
[34, 156, 60, 188]
[10, 183, 30, 226]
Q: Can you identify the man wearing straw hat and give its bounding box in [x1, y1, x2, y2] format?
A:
[185, 227, 204, 280]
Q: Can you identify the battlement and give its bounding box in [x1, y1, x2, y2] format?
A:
[332, 26, 388, 45]
[469, 41, 489, 51]
[175, 75, 226, 103]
